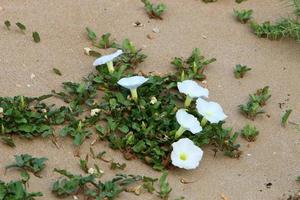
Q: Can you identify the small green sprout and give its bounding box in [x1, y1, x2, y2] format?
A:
[141, 0, 167, 19]
[236, 0, 247, 3]
[234, 9, 253, 24]
[6, 154, 48, 175]
[98, 33, 115, 49]
[16, 22, 26, 32]
[4, 20, 11, 30]
[79, 155, 89, 173]
[158, 171, 172, 199]
[52, 68, 62, 76]
[240, 86, 271, 119]
[281, 109, 292, 127]
[238, 124, 259, 142]
[32, 32, 40, 43]
[234, 64, 251, 78]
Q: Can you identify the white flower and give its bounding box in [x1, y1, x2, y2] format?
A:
[93, 50, 123, 73]
[117, 76, 149, 101]
[150, 96, 157, 104]
[196, 98, 227, 124]
[171, 138, 203, 170]
[0, 107, 3, 114]
[175, 109, 202, 139]
[177, 80, 209, 107]
[91, 108, 101, 116]
[88, 168, 96, 175]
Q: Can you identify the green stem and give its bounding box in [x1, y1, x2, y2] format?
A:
[180, 70, 185, 81]
[184, 96, 193, 107]
[20, 96, 25, 110]
[201, 118, 208, 127]
[107, 61, 115, 74]
[175, 126, 186, 139]
[130, 88, 138, 102]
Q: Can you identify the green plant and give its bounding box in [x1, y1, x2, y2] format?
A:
[32, 32, 40, 43]
[234, 9, 253, 24]
[86, 28, 116, 49]
[240, 86, 271, 119]
[16, 22, 26, 32]
[238, 124, 259, 142]
[52, 168, 162, 199]
[234, 64, 251, 78]
[281, 109, 293, 127]
[4, 20, 11, 30]
[5, 154, 48, 176]
[171, 48, 216, 81]
[0, 179, 43, 200]
[60, 120, 92, 145]
[249, 0, 300, 42]
[158, 171, 172, 199]
[141, 0, 167, 19]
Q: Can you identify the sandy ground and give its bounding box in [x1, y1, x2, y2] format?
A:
[0, 0, 300, 199]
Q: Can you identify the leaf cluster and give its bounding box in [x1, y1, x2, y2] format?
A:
[240, 86, 271, 119]
[234, 9, 253, 24]
[6, 154, 48, 175]
[238, 124, 259, 142]
[86, 28, 116, 49]
[141, 0, 167, 19]
[0, 179, 43, 200]
[171, 48, 216, 81]
[234, 64, 251, 78]
[52, 168, 162, 200]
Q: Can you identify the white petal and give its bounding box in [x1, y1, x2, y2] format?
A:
[93, 50, 123, 66]
[196, 98, 227, 123]
[171, 138, 203, 170]
[177, 80, 209, 99]
[176, 109, 202, 134]
[117, 76, 149, 90]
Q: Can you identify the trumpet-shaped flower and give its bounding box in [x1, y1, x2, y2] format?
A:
[175, 109, 202, 139]
[117, 76, 149, 101]
[93, 50, 123, 73]
[177, 80, 209, 107]
[171, 138, 203, 170]
[196, 98, 227, 125]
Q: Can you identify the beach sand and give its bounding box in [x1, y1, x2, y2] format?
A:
[0, 0, 300, 199]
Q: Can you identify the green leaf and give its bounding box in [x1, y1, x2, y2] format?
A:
[4, 20, 11, 30]
[158, 171, 172, 199]
[16, 22, 26, 32]
[86, 27, 97, 41]
[52, 68, 62, 76]
[281, 109, 292, 127]
[32, 32, 41, 43]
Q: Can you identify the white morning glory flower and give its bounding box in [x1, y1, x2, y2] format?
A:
[93, 50, 123, 73]
[175, 109, 202, 139]
[177, 80, 209, 107]
[117, 76, 149, 101]
[90, 108, 101, 117]
[171, 138, 203, 170]
[196, 98, 227, 125]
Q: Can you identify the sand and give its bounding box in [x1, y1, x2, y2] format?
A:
[0, 0, 300, 199]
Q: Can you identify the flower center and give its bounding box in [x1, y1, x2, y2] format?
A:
[179, 152, 188, 161]
[205, 110, 214, 117]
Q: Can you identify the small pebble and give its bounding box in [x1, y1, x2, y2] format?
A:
[0, 6, 3, 12]
[30, 73, 35, 79]
[152, 27, 160, 33]
[147, 34, 154, 40]
[26, 84, 31, 88]
[247, 153, 252, 157]
[202, 35, 207, 39]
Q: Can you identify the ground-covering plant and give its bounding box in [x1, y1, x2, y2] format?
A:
[0, 95, 75, 147]
[237, 124, 259, 142]
[141, 0, 167, 19]
[1, 33, 241, 171]
[52, 168, 171, 199]
[238, 0, 300, 42]
[0, 178, 43, 200]
[234, 64, 251, 78]
[5, 154, 48, 176]
[234, 9, 253, 24]
[240, 86, 271, 120]
[171, 48, 216, 81]
[86, 28, 116, 49]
